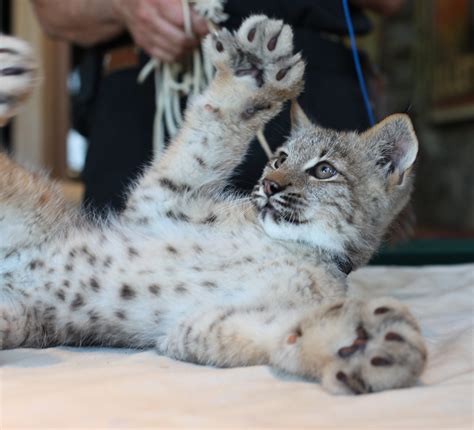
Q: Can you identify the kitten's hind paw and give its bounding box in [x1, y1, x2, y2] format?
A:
[204, 15, 305, 102]
[320, 298, 427, 395]
[285, 298, 427, 395]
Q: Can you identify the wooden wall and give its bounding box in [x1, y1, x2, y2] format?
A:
[12, 0, 70, 178]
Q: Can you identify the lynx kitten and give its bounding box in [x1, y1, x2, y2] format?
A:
[0, 16, 426, 395]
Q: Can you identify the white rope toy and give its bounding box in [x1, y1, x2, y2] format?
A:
[138, 0, 272, 159]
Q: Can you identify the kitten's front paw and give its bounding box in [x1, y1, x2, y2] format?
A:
[288, 298, 427, 395]
[205, 15, 305, 102]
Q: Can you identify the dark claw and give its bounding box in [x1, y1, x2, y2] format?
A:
[385, 332, 404, 342]
[248, 28, 256, 42]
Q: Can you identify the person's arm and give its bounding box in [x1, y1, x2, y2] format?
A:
[350, 0, 406, 16]
[31, 0, 124, 47]
[31, 0, 209, 62]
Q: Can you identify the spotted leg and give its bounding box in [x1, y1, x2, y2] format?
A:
[123, 15, 305, 227]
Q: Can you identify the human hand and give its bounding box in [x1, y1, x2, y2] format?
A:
[112, 0, 209, 63]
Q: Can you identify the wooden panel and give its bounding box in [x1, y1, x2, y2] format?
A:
[12, 0, 70, 178]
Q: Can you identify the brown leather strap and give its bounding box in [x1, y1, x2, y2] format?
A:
[102, 45, 140, 76]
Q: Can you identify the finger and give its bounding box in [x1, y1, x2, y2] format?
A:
[149, 45, 175, 63]
[154, 13, 199, 49]
[151, 34, 195, 59]
[190, 11, 209, 37]
[158, 1, 208, 38]
[148, 33, 195, 62]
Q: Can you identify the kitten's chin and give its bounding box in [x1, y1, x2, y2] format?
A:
[259, 212, 346, 254]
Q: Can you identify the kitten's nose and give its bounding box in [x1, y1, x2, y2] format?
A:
[263, 179, 285, 196]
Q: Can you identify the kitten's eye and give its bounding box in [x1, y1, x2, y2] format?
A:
[308, 162, 337, 179]
[272, 152, 287, 169]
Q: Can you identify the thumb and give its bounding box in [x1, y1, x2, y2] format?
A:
[190, 11, 209, 37]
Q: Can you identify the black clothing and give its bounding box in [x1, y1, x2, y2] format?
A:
[81, 63, 156, 215]
[225, 0, 372, 35]
[78, 1, 373, 214]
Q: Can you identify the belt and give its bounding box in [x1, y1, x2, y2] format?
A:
[102, 45, 140, 76]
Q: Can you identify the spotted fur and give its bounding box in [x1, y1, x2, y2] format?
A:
[0, 17, 426, 395]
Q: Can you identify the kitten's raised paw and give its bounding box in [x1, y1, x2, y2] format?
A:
[204, 15, 305, 101]
[293, 298, 427, 395]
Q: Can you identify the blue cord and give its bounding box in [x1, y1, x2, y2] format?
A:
[341, 0, 376, 126]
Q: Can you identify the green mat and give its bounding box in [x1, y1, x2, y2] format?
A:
[370, 239, 474, 266]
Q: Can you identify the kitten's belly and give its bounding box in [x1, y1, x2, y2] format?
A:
[120, 221, 295, 300]
[27, 220, 317, 302]
[2, 221, 344, 347]
[8, 220, 343, 318]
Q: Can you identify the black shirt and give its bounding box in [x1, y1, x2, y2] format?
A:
[225, 0, 372, 34]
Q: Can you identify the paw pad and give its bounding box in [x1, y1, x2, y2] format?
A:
[206, 16, 304, 100]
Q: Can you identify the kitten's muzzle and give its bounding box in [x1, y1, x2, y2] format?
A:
[263, 178, 286, 196]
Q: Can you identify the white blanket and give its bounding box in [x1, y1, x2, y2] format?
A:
[1, 264, 473, 429]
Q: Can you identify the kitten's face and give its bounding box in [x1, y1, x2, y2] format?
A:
[252, 104, 418, 268]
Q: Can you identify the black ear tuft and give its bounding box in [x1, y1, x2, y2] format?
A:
[364, 114, 419, 186]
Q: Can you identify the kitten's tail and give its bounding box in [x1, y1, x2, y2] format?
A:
[0, 37, 79, 250]
[0, 153, 79, 250]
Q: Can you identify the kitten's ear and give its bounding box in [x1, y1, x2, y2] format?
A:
[364, 114, 419, 187]
[290, 100, 312, 130]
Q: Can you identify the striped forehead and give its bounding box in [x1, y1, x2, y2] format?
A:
[287, 136, 330, 165]
[286, 127, 355, 163]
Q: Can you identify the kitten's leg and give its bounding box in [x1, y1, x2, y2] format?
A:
[156, 304, 289, 367]
[123, 16, 304, 225]
[277, 298, 427, 394]
[157, 298, 426, 394]
[0, 287, 30, 349]
[0, 152, 76, 251]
